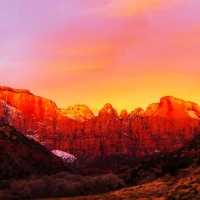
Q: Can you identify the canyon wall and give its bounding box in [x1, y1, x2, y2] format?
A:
[0, 86, 200, 158]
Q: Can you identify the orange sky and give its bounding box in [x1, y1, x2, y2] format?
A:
[1, 0, 200, 114]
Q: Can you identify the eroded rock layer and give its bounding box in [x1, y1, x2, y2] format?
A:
[0, 86, 200, 158]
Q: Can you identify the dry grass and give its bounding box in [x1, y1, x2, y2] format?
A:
[0, 172, 125, 199]
[38, 166, 200, 200]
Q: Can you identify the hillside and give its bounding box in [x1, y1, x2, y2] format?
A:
[63, 166, 200, 200]
[46, 133, 200, 199]
[0, 124, 125, 199]
[116, 133, 200, 186]
[64, 166, 200, 200]
[1, 127, 200, 199]
[0, 124, 66, 180]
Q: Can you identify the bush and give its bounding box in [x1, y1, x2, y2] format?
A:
[177, 157, 192, 169]
[162, 162, 178, 175]
[196, 156, 200, 166]
[86, 174, 125, 195]
[0, 172, 125, 199]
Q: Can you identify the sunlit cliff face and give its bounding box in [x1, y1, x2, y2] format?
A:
[1, 0, 200, 114]
[1, 86, 200, 158]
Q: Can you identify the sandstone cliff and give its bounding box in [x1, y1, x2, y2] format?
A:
[0, 86, 200, 159]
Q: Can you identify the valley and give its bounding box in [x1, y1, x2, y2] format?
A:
[1, 86, 200, 199]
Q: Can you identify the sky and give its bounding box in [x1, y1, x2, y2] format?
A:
[1, 0, 200, 115]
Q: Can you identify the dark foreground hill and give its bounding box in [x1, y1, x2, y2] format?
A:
[0, 124, 66, 180]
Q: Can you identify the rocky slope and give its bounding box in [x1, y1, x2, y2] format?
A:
[0, 86, 200, 160]
[2, 126, 200, 199]
[0, 124, 66, 180]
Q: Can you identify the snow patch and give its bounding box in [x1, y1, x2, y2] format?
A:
[26, 132, 41, 143]
[186, 110, 200, 120]
[51, 150, 77, 163]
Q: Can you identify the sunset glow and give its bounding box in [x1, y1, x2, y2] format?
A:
[1, 0, 200, 114]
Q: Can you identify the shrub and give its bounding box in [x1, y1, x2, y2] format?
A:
[177, 157, 192, 169]
[196, 156, 200, 166]
[0, 172, 125, 199]
[162, 162, 178, 175]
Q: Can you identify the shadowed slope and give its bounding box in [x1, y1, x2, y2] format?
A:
[0, 124, 66, 180]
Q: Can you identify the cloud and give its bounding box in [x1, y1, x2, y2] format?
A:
[49, 58, 113, 72]
[104, 0, 180, 18]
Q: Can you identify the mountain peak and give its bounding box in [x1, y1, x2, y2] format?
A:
[145, 103, 159, 116]
[1, 86, 200, 160]
[73, 104, 92, 111]
[60, 104, 95, 122]
[130, 107, 145, 117]
[160, 96, 183, 105]
[103, 103, 114, 110]
[99, 103, 118, 116]
[120, 109, 128, 118]
[159, 96, 200, 113]
[160, 95, 176, 100]
[0, 86, 31, 94]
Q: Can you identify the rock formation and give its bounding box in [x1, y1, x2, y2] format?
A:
[0, 86, 200, 159]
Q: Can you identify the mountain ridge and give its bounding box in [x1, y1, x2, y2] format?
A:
[1, 86, 199, 118]
[1, 86, 200, 162]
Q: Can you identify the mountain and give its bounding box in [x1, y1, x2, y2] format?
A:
[0, 123, 125, 199]
[117, 133, 200, 186]
[2, 131, 200, 200]
[1, 86, 200, 163]
[52, 134, 200, 199]
[0, 124, 66, 180]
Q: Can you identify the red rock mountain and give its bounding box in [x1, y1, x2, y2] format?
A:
[0, 124, 66, 179]
[0, 86, 200, 159]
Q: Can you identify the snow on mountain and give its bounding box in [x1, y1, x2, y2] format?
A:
[186, 110, 200, 120]
[51, 150, 77, 163]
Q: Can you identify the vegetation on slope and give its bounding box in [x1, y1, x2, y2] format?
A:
[0, 172, 125, 199]
[117, 134, 200, 186]
[59, 134, 200, 200]
[0, 124, 66, 180]
[60, 167, 200, 200]
[1, 123, 200, 199]
[0, 124, 125, 199]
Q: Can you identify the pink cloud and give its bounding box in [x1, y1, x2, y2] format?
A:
[1, 0, 200, 113]
[102, 0, 180, 18]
